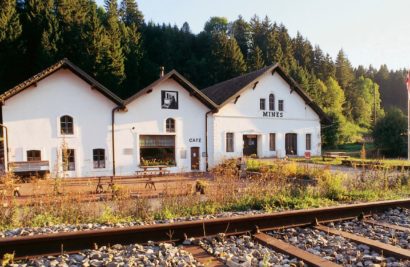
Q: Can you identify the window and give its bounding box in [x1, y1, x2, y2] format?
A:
[226, 133, 234, 152]
[306, 134, 312, 150]
[140, 135, 176, 165]
[60, 115, 73, 134]
[269, 133, 276, 151]
[62, 149, 75, 171]
[165, 118, 175, 133]
[27, 150, 41, 161]
[93, 149, 105, 168]
[269, 94, 275, 110]
[260, 99, 266, 110]
[278, 100, 284, 111]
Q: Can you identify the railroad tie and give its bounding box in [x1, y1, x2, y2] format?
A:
[314, 225, 410, 260]
[253, 232, 341, 267]
[182, 245, 226, 267]
[363, 219, 410, 233]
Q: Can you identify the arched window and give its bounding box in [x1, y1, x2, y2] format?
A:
[165, 118, 175, 133]
[60, 115, 73, 134]
[269, 94, 275, 111]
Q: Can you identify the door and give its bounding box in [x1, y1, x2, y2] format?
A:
[243, 135, 258, 156]
[191, 147, 200, 170]
[285, 133, 297, 155]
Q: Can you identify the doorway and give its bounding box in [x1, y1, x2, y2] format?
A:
[243, 135, 258, 156]
[285, 133, 297, 155]
[190, 147, 200, 170]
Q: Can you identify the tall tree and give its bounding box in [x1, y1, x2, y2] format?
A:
[0, 0, 23, 88]
[55, 0, 93, 66]
[20, 0, 60, 73]
[204, 17, 228, 35]
[230, 16, 251, 59]
[119, 0, 144, 27]
[208, 33, 246, 83]
[99, 0, 125, 91]
[248, 45, 265, 71]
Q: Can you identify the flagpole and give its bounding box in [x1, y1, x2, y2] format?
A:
[408, 71, 410, 160]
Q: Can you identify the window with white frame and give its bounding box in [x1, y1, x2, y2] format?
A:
[269, 133, 276, 151]
[226, 133, 234, 152]
[259, 99, 266, 110]
[306, 134, 312, 150]
[93, 149, 105, 168]
[269, 94, 275, 110]
[62, 148, 75, 171]
[27, 150, 41, 161]
[60, 115, 74, 135]
[165, 118, 175, 133]
[278, 100, 284, 111]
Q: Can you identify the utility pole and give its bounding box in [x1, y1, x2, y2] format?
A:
[374, 84, 377, 126]
[406, 71, 410, 160]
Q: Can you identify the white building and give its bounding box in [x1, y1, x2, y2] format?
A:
[0, 59, 327, 177]
[203, 64, 327, 168]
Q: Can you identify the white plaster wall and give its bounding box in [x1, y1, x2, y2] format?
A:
[2, 69, 116, 177]
[115, 79, 209, 175]
[208, 71, 322, 167]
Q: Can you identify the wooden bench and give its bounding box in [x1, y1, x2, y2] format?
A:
[322, 152, 349, 161]
[136, 165, 171, 177]
[136, 165, 171, 190]
[9, 161, 50, 177]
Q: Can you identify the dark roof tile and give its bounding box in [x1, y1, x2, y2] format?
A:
[202, 66, 272, 105]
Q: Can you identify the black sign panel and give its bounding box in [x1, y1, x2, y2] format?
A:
[161, 91, 178, 109]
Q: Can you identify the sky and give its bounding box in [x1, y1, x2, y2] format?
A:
[96, 0, 410, 70]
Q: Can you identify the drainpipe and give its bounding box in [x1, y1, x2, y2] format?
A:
[111, 106, 125, 177]
[0, 124, 9, 172]
[205, 110, 213, 172]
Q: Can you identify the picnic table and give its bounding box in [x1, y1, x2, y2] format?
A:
[322, 152, 349, 161]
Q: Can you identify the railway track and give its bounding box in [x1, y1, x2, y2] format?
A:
[3, 199, 410, 266]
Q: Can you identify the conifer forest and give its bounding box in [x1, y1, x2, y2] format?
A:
[0, 0, 408, 148]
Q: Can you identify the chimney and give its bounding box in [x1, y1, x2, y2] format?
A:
[160, 66, 165, 77]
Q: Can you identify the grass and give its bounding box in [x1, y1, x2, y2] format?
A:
[1, 159, 410, 230]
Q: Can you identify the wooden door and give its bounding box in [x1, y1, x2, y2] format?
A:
[191, 147, 200, 170]
[285, 133, 297, 155]
[243, 135, 257, 156]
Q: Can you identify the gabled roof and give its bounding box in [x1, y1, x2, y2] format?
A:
[202, 64, 329, 123]
[0, 58, 124, 106]
[124, 70, 218, 110]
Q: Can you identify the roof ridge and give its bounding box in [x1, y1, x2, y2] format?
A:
[0, 58, 123, 106]
[202, 65, 272, 93]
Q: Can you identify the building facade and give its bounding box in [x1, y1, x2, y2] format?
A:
[203, 65, 325, 168]
[0, 59, 327, 177]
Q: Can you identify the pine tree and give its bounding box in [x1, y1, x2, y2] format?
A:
[248, 45, 265, 71]
[0, 0, 22, 43]
[209, 33, 246, 83]
[21, 0, 60, 72]
[100, 0, 125, 91]
[55, 0, 92, 66]
[0, 0, 23, 89]
[230, 16, 251, 59]
[335, 49, 354, 90]
[119, 0, 144, 27]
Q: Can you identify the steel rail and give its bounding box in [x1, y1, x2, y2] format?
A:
[2, 198, 410, 259]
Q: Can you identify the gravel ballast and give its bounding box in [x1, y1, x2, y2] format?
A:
[199, 234, 304, 267]
[330, 220, 410, 249]
[269, 227, 409, 266]
[12, 242, 202, 267]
